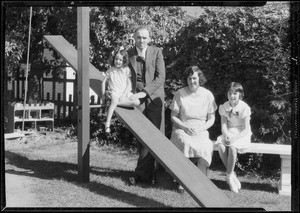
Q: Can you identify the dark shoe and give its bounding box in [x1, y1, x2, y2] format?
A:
[129, 177, 137, 186]
[177, 184, 184, 194]
[177, 184, 184, 193]
[150, 177, 157, 185]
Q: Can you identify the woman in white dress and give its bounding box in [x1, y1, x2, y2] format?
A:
[215, 82, 252, 193]
[169, 65, 217, 191]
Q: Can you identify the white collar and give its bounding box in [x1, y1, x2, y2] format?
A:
[136, 46, 147, 58]
[223, 100, 245, 115]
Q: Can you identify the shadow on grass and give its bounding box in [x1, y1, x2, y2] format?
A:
[91, 166, 177, 190]
[210, 178, 278, 193]
[6, 149, 279, 207]
[5, 151, 170, 207]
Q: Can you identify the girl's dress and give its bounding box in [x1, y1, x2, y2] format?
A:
[169, 87, 218, 167]
[106, 66, 133, 100]
[215, 100, 252, 153]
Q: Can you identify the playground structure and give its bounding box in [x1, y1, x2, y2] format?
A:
[43, 7, 232, 207]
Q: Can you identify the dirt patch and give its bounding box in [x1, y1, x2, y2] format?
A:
[5, 173, 38, 207]
[4, 130, 73, 208]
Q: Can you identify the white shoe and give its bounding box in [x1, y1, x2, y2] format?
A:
[233, 173, 241, 190]
[226, 176, 239, 193]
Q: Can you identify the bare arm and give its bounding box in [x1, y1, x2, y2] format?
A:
[220, 115, 231, 137]
[101, 77, 107, 104]
[170, 110, 196, 136]
[120, 77, 132, 101]
[123, 77, 132, 96]
[199, 112, 215, 132]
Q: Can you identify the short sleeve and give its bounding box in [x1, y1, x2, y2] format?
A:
[240, 104, 251, 118]
[105, 68, 112, 79]
[169, 90, 181, 114]
[125, 67, 131, 78]
[218, 104, 227, 117]
[207, 92, 218, 114]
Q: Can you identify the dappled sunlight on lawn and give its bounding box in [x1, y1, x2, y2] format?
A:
[4, 130, 291, 210]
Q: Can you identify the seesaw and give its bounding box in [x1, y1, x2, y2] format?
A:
[44, 35, 231, 207]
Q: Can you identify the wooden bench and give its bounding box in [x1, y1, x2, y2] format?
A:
[213, 142, 291, 196]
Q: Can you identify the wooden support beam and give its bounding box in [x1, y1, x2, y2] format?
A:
[77, 7, 90, 182]
[89, 104, 105, 108]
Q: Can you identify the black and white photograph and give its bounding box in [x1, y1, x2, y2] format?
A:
[1, 1, 298, 211]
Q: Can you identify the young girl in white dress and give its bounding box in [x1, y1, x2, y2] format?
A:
[216, 82, 252, 193]
[101, 48, 140, 135]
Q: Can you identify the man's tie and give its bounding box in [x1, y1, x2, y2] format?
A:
[136, 56, 145, 63]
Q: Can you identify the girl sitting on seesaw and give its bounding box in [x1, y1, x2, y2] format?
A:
[215, 82, 252, 193]
[101, 48, 140, 135]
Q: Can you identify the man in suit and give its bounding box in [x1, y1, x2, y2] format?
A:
[127, 26, 165, 185]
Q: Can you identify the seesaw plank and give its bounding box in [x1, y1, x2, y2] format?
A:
[43, 35, 231, 207]
[115, 106, 231, 207]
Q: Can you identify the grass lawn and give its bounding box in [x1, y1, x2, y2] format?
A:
[4, 130, 292, 211]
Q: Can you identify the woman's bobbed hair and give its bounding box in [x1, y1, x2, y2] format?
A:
[183, 65, 207, 86]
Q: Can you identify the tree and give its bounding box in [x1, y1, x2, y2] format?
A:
[4, 6, 72, 101]
[4, 5, 189, 144]
[4, 5, 188, 90]
[164, 3, 291, 144]
[89, 6, 188, 71]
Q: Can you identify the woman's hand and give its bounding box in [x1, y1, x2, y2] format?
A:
[184, 126, 196, 136]
[224, 135, 236, 146]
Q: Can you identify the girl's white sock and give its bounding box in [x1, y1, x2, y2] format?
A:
[226, 173, 239, 193]
[227, 173, 234, 179]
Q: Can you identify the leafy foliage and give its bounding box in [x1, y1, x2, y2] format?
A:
[4, 6, 70, 100]
[89, 6, 188, 72]
[17, 5, 188, 149]
[164, 4, 291, 144]
[4, 3, 292, 152]
[5, 7, 30, 77]
[4, 6, 187, 98]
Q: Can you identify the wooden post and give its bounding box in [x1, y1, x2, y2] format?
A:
[68, 94, 72, 117]
[77, 7, 90, 182]
[63, 71, 67, 118]
[57, 93, 61, 120]
[72, 74, 77, 119]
